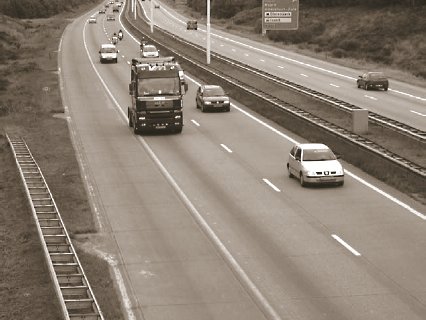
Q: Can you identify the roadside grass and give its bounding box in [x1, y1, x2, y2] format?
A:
[163, 0, 426, 86]
[0, 4, 125, 320]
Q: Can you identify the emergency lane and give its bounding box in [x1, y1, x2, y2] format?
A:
[63, 9, 269, 320]
[61, 3, 426, 320]
[140, 0, 426, 130]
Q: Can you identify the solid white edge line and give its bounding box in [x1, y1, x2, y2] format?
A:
[191, 119, 200, 126]
[82, 21, 136, 320]
[119, 8, 426, 222]
[220, 144, 233, 153]
[345, 170, 426, 220]
[158, 1, 426, 101]
[263, 178, 281, 192]
[332, 234, 361, 256]
[84, 17, 282, 320]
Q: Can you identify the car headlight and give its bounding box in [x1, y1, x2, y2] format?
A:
[306, 171, 316, 176]
[336, 168, 344, 175]
[204, 101, 212, 104]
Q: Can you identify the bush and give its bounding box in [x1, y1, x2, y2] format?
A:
[331, 48, 346, 58]
[0, 79, 10, 92]
[339, 39, 361, 51]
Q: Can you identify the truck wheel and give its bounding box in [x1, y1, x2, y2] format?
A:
[364, 83, 369, 90]
[128, 112, 133, 127]
[175, 127, 182, 134]
[133, 116, 139, 134]
[201, 104, 206, 113]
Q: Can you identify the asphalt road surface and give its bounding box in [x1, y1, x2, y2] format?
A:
[140, 0, 426, 131]
[58, 4, 426, 320]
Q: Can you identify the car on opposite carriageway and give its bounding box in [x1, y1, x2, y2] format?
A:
[357, 71, 389, 91]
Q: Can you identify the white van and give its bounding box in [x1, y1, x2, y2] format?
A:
[99, 44, 118, 63]
[140, 44, 159, 58]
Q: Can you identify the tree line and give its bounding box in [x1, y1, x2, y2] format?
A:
[186, 0, 425, 19]
[0, 0, 97, 18]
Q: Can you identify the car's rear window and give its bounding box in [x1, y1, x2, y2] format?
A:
[144, 46, 157, 52]
[303, 149, 336, 161]
[101, 47, 115, 53]
[369, 72, 386, 79]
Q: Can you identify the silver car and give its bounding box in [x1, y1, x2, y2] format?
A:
[140, 44, 159, 58]
[287, 143, 344, 187]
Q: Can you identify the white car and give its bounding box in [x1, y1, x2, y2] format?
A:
[88, 16, 97, 24]
[287, 143, 344, 187]
[141, 44, 159, 58]
[99, 44, 118, 63]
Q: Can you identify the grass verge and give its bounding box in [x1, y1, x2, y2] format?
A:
[0, 3, 125, 319]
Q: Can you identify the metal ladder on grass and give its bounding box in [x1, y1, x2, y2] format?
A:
[7, 134, 104, 320]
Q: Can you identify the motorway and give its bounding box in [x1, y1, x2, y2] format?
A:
[59, 2, 426, 320]
[139, 0, 426, 131]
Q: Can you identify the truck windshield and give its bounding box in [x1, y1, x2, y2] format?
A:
[138, 78, 180, 96]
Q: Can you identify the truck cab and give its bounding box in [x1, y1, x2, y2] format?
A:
[128, 57, 189, 134]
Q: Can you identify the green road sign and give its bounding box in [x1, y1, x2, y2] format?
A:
[262, 0, 299, 32]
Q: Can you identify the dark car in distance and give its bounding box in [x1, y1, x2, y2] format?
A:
[357, 72, 389, 91]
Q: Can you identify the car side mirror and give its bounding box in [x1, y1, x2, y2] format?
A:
[295, 155, 301, 161]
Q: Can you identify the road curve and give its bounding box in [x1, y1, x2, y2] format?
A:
[142, 0, 426, 131]
[58, 3, 426, 320]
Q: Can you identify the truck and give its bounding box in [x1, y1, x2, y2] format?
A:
[128, 57, 189, 134]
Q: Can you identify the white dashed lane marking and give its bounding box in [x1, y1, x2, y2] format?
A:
[410, 110, 426, 117]
[364, 95, 378, 101]
[262, 179, 281, 192]
[191, 119, 200, 126]
[220, 144, 233, 153]
[332, 234, 361, 256]
[329, 83, 340, 88]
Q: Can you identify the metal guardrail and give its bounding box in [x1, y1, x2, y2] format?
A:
[158, 23, 426, 142]
[7, 135, 104, 320]
[122, 13, 425, 178]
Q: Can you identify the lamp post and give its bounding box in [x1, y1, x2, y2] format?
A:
[206, 0, 211, 64]
[150, 0, 154, 33]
